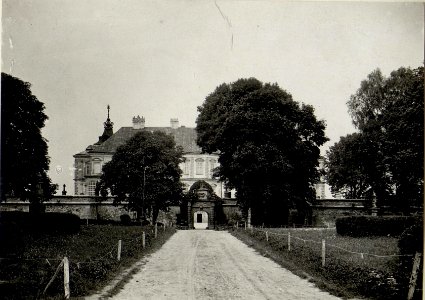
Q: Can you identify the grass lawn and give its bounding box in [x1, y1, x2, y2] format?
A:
[0, 224, 176, 299]
[231, 227, 420, 300]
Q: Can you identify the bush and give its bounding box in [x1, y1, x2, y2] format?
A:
[397, 222, 423, 300]
[0, 211, 80, 234]
[120, 214, 132, 225]
[336, 215, 421, 237]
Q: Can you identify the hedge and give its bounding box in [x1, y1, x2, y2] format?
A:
[0, 211, 80, 234]
[336, 215, 422, 237]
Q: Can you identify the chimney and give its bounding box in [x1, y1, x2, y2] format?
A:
[170, 118, 179, 129]
[132, 115, 145, 129]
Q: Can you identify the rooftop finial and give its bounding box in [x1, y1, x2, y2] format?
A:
[107, 105, 110, 120]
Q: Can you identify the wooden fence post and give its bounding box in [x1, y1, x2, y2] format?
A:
[142, 231, 146, 248]
[407, 252, 422, 300]
[266, 231, 269, 242]
[117, 240, 122, 261]
[63, 257, 70, 299]
[288, 232, 291, 252]
[154, 223, 158, 238]
[321, 239, 326, 267]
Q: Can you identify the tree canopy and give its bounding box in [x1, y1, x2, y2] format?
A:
[98, 130, 184, 222]
[196, 78, 328, 226]
[325, 133, 372, 199]
[327, 66, 423, 210]
[1, 73, 56, 203]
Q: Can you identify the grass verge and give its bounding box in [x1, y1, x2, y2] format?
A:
[231, 227, 419, 300]
[0, 224, 176, 299]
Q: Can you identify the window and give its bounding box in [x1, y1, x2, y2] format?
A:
[85, 163, 91, 176]
[93, 161, 102, 174]
[195, 158, 204, 175]
[87, 181, 96, 196]
[184, 161, 190, 175]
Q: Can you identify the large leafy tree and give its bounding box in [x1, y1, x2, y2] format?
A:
[343, 66, 423, 209]
[325, 133, 372, 199]
[196, 78, 328, 226]
[98, 131, 184, 222]
[1, 73, 56, 205]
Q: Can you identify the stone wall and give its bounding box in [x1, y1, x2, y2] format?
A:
[1, 196, 370, 227]
[311, 199, 368, 227]
[1, 196, 132, 222]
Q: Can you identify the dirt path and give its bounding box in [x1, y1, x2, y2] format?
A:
[111, 230, 342, 299]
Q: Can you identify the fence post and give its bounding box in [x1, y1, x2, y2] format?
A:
[266, 231, 268, 242]
[288, 232, 291, 252]
[407, 252, 422, 300]
[236, 221, 239, 229]
[244, 221, 247, 230]
[163, 223, 166, 232]
[142, 231, 146, 248]
[155, 223, 158, 238]
[63, 257, 70, 299]
[117, 240, 122, 261]
[321, 239, 326, 267]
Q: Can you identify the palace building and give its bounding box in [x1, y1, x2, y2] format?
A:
[73, 107, 225, 197]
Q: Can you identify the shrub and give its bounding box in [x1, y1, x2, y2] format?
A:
[120, 214, 132, 225]
[336, 215, 421, 237]
[397, 222, 423, 300]
[0, 211, 80, 234]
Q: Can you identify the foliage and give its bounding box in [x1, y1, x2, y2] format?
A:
[98, 131, 183, 222]
[335, 215, 421, 237]
[196, 78, 328, 226]
[232, 227, 404, 299]
[398, 222, 424, 255]
[343, 66, 424, 209]
[1, 73, 57, 202]
[325, 133, 372, 198]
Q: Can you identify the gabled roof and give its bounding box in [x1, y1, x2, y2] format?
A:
[87, 126, 202, 154]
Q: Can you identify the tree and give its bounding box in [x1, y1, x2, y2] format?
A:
[196, 78, 328, 226]
[346, 66, 423, 210]
[1, 73, 56, 207]
[98, 131, 184, 222]
[325, 133, 372, 199]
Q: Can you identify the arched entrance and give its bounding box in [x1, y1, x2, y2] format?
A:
[193, 211, 208, 229]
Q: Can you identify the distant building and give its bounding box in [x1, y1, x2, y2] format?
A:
[73, 107, 225, 197]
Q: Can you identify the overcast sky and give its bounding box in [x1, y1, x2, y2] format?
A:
[2, 1, 423, 195]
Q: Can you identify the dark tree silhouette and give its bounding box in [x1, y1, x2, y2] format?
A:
[196, 78, 328, 226]
[1, 73, 56, 208]
[98, 130, 184, 222]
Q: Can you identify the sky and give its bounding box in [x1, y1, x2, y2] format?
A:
[1, 1, 424, 195]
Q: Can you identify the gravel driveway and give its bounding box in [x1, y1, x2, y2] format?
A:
[111, 230, 341, 299]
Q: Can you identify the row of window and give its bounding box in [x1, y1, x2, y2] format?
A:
[183, 158, 217, 176]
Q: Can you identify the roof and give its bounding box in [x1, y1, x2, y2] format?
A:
[86, 126, 202, 154]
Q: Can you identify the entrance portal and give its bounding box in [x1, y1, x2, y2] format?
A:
[193, 211, 208, 229]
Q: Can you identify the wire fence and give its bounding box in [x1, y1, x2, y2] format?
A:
[235, 223, 422, 299]
[0, 223, 169, 299]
